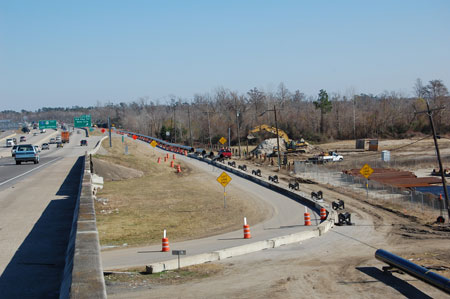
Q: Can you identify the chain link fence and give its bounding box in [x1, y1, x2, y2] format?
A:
[294, 161, 447, 216]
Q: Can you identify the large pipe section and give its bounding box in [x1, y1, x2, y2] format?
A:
[375, 249, 450, 294]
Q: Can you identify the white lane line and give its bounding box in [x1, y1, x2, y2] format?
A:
[0, 157, 62, 187]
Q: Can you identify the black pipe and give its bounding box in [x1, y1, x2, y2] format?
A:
[375, 249, 450, 294]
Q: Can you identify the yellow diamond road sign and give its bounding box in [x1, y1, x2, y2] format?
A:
[150, 140, 157, 148]
[217, 172, 232, 187]
[219, 137, 227, 144]
[360, 163, 374, 179]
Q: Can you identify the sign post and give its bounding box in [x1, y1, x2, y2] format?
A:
[172, 250, 186, 269]
[360, 164, 374, 199]
[217, 172, 232, 208]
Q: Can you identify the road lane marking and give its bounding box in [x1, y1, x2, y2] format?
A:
[0, 157, 62, 187]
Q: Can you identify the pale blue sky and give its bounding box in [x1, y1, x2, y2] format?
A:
[1, 1, 449, 111]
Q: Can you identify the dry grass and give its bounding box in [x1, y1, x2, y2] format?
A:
[95, 137, 269, 247]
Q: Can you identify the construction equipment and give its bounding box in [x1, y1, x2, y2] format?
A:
[247, 125, 308, 153]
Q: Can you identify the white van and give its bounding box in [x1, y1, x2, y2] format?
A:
[6, 138, 15, 147]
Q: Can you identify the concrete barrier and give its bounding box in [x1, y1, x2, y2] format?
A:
[88, 136, 108, 155]
[59, 155, 107, 298]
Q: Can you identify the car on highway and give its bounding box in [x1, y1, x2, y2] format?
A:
[34, 145, 41, 153]
[80, 139, 88, 146]
[56, 136, 61, 143]
[20, 136, 26, 142]
[57, 142, 63, 148]
[41, 143, 50, 150]
[11, 145, 18, 157]
[15, 144, 39, 165]
[40, 129, 46, 133]
[33, 132, 38, 136]
[6, 138, 15, 147]
[49, 138, 56, 144]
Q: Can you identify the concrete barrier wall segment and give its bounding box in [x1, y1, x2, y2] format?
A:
[59, 155, 106, 299]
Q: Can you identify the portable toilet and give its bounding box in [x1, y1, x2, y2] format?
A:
[381, 150, 390, 162]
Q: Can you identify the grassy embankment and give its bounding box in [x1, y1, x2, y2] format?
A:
[94, 137, 269, 247]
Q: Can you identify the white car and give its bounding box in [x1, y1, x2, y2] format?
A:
[49, 138, 56, 144]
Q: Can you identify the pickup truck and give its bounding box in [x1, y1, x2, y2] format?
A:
[320, 152, 343, 162]
[15, 144, 40, 164]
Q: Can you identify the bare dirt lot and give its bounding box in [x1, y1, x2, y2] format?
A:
[105, 137, 450, 298]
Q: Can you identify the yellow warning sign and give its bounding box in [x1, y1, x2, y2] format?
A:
[217, 172, 232, 187]
[360, 163, 374, 179]
[219, 137, 227, 145]
[150, 140, 157, 148]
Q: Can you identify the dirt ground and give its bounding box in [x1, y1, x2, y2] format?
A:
[105, 137, 450, 298]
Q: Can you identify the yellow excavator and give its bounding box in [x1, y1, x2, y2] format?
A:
[247, 124, 308, 152]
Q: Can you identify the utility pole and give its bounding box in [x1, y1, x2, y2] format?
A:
[187, 103, 193, 147]
[260, 105, 282, 170]
[416, 99, 450, 222]
[108, 116, 112, 148]
[173, 104, 177, 144]
[236, 110, 241, 157]
[202, 106, 214, 152]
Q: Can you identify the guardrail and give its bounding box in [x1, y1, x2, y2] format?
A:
[59, 154, 106, 299]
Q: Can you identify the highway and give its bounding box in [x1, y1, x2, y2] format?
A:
[101, 141, 321, 270]
[0, 129, 102, 298]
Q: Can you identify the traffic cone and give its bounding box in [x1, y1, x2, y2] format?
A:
[177, 165, 182, 173]
[320, 208, 327, 220]
[304, 207, 311, 226]
[166, 153, 169, 159]
[243, 217, 251, 239]
[170, 160, 174, 168]
[162, 230, 170, 252]
[157, 157, 161, 164]
[173, 154, 176, 160]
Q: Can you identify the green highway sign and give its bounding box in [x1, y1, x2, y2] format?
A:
[74, 115, 92, 128]
[39, 120, 57, 129]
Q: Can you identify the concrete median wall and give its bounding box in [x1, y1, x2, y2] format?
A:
[59, 155, 106, 299]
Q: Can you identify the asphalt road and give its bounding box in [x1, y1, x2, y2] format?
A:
[101, 141, 321, 270]
[0, 129, 103, 298]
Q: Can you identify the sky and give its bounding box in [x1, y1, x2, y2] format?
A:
[1, 0, 450, 111]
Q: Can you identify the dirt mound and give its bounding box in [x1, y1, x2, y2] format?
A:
[252, 138, 286, 155]
[92, 158, 144, 181]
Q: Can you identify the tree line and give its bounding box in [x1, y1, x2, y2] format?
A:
[1, 78, 449, 146]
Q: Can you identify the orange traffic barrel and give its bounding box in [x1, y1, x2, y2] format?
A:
[320, 208, 327, 220]
[170, 160, 174, 168]
[173, 154, 176, 160]
[243, 217, 251, 239]
[304, 212, 311, 226]
[162, 238, 170, 252]
[157, 157, 161, 164]
[177, 165, 182, 173]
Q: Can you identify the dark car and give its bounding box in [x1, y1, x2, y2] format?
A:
[20, 136, 26, 142]
[11, 145, 18, 157]
[80, 139, 88, 146]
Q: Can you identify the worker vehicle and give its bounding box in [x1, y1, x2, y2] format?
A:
[218, 148, 232, 159]
[247, 124, 308, 153]
[61, 131, 70, 143]
[15, 144, 40, 164]
[320, 151, 343, 162]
